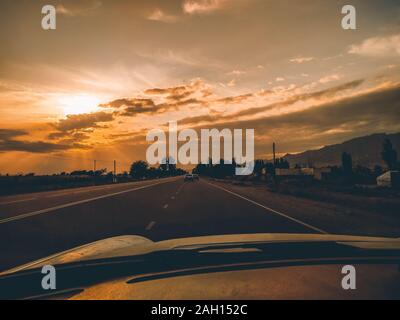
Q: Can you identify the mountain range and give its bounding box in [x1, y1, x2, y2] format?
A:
[284, 133, 400, 168]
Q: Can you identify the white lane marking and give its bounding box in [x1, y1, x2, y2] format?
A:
[44, 185, 115, 198]
[171, 196, 175, 200]
[44, 185, 127, 199]
[44, 185, 123, 198]
[145, 221, 156, 231]
[163, 204, 169, 209]
[0, 180, 175, 225]
[0, 197, 37, 205]
[176, 182, 186, 195]
[0, 180, 171, 203]
[207, 182, 328, 234]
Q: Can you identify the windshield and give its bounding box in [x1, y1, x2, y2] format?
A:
[0, 0, 399, 302]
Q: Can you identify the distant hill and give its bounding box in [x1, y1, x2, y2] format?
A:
[284, 133, 400, 168]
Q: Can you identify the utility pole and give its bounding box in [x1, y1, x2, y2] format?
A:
[272, 142, 276, 165]
[93, 160, 97, 186]
[272, 142, 277, 182]
[113, 160, 117, 183]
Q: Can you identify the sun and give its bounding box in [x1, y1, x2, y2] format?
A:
[58, 94, 100, 115]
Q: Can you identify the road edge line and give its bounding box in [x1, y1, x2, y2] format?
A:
[207, 182, 328, 234]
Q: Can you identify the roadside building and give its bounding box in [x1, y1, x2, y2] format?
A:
[376, 171, 400, 188]
[275, 168, 314, 177]
[274, 167, 335, 182]
[314, 167, 333, 181]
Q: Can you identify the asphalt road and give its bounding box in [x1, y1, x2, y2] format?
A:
[0, 176, 376, 272]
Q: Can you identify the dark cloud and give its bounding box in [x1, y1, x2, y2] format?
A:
[107, 132, 138, 139]
[100, 81, 209, 116]
[144, 80, 206, 103]
[145, 85, 195, 102]
[215, 93, 253, 104]
[47, 131, 69, 140]
[157, 98, 205, 109]
[100, 79, 267, 119]
[0, 139, 87, 153]
[52, 132, 92, 144]
[184, 84, 400, 156]
[103, 97, 207, 117]
[231, 79, 365, 120]
[46, 111, 114, 147]
[144, 81, 203, 97]
[166, 91, 194, 101]
[100, 98, 155, 109]
[249, 84, 400, 132]
[98, 79, 365, 126]
[101, 98, 161, 116]
[0, 128, 88, 153]
[305, 79, 365, 99]
[53, 111, 114, 132]
[145, 86, 188, 96]
[179, 113, 219, 125]
[0, 129, 27, 140]
[178, 79, 365, 126]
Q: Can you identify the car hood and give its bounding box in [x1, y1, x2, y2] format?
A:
[3, 233, 400, 275]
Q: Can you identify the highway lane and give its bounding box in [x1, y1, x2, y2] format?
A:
[0, 177, 179, 221]
[147, 180, 324, 242]
[0, 177, 323, 272]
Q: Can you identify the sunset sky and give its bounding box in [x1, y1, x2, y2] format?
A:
[0, 0, 399, 174]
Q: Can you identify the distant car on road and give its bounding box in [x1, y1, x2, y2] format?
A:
[184, 174, 196, 182]
[192, 174, 199, 180]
